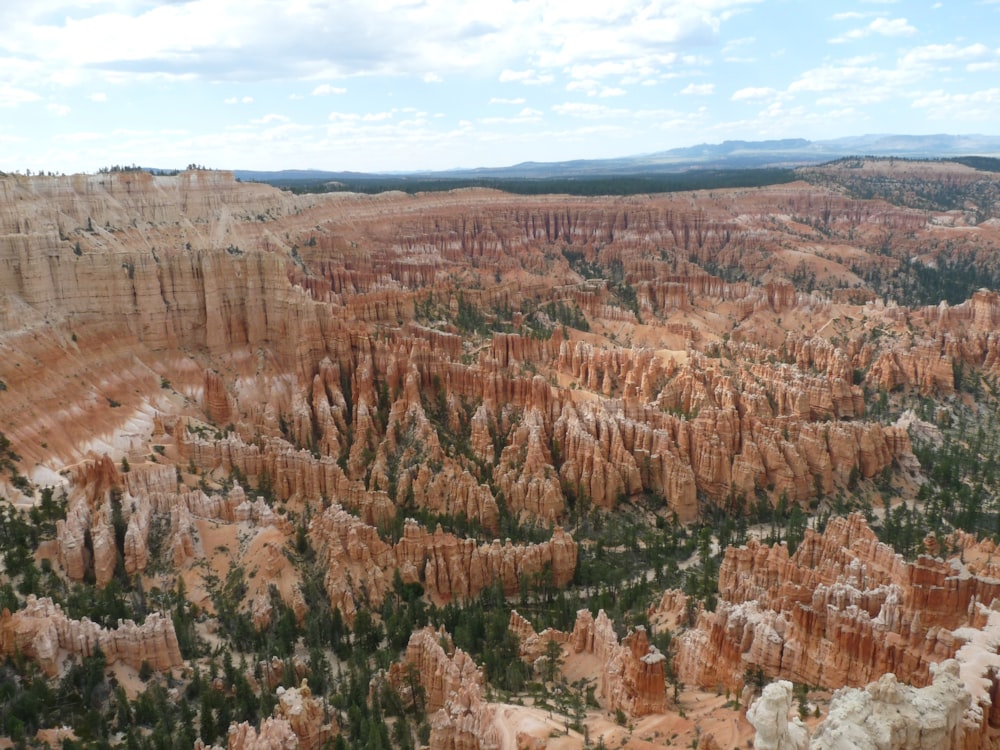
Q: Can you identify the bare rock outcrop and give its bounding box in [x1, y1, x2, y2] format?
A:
[0, 596, 182, 676]
[493, 408, 564, 521]
[746, 680, 808, 750]
[672, 515, 1000, 694]
[226, 719, 299, 750]
[310, 505, 577, 616]
[389, 627, 502, 750]
[271, 682, 338, 750]
[512, 608, 667, 717]
[569, 609, 668, 717]
[808, 659, 969, 750]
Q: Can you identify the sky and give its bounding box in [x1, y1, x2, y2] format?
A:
[2, 0, 1000, 174]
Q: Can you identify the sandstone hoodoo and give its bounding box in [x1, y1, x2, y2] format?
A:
[4, 161, 1000, 747]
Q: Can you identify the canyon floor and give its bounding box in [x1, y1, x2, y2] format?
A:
[2, 160, 1000, 748]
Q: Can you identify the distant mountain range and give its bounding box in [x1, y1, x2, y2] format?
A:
[232, 134, 1000, 183]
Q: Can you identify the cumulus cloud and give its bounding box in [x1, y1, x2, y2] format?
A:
[831, 12, 878, 20]
[489, 97, 525, 104]
[681, 83, 715, 95]
[500, 69, 554, 85]
[911, 87, 1000, 120]
[312, 84, 347, 96]
[566, 79, 628, 97]
[789, 57, 924, 106]
[251, 114, 291, 125]
[831, 16, 917, 43]
[1, 0, 757, 91]
[900, 43, 991, 67]
[731, 86, 780, 101]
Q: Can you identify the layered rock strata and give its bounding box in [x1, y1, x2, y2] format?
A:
[389, 627, 502, 750]
[510, 608, 668, 717]
[0, 596, 182, 676]
[809, 660, 970, 750]
[670, 515, 1000, 693]
[310, 505, 577, 617]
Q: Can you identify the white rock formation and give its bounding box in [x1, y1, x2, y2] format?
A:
[809, 659, 968, 750]
[746, 680, 808, 750]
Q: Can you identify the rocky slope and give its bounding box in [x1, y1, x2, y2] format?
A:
[4, 166, 1000, 746]
[388, 627, 502, 750]
[0, 596, 182, 676]
[667, 514, 1000, 692]
[510, 608, 668, 717]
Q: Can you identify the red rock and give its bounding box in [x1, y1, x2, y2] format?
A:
[0, 596, 182, 676]
[667, 514, 1000, 694]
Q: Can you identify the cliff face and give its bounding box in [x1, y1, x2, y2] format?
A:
[809, 660, 969, 750]
[0, 171, 928, 528]
[57, 456, 288, 586]
[746, 681, 808, 750]
[749, 658, 975, 750]
[510, 608, 668, 717]
[668, 515, 1000, 693]
[389, 627, 502, 750]
[0, 596, 182, 676]
[225, 683, 338, 750]
[9, 169, 1000, 748]
[310, 505, 577, 616]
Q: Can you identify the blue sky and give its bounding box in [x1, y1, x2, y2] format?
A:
[2, 0, 999, 173]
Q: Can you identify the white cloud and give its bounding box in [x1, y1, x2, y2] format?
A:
[478, 106, 543, 125]
[0, 84, 41, 106]
[489, 97, 525, 105]
[312, 84, 347, 96]
[900, 43, 991, 67]
[831, 12, 877, 20]
[47, 102, 71, 116]
[566, 79, 629, 97]
[831, 16, 917, 43]
[550, 102, 690, 122]
[89, 92, 107, 102]
[722, 36, 755, 54]
[681, 83, 715, 96]
[0, 0, 757, 119]
[499, 69, 554, 85]
[251, 114, 291, 125]
[731, 86, 780, 102]
[224, 96, 254, 105]
[552, 102, 628, 119]
[911, 87, 1000, 120]
[863, 16, 917, 35]
[789, 58, 923, 105]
